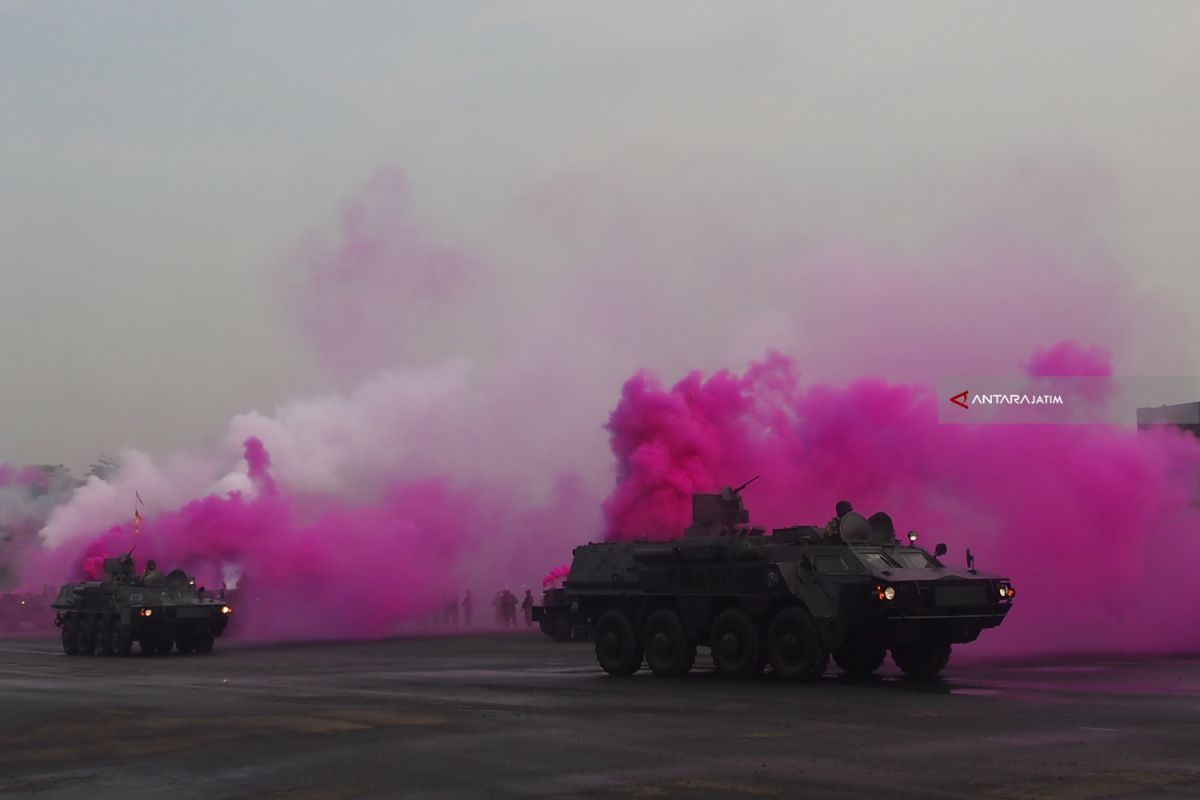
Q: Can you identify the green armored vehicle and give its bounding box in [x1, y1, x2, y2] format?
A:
[551, 482, 1014, 680]
[52, 555, 233, 656]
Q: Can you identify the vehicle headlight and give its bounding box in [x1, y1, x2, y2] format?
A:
[883, 586, 896, 601]
[220, 605, 233, 615]
[138, 608, 153, 618]
[998, 583, 1015, 599]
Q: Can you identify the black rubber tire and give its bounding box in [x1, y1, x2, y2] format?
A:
[892, 642, 952, 678]
[76, 617, 97, 656]
[710, 608, 765, 679]
[194, 634, 215, 655]
[96, 617, 115, 656]
[115, 626, 134, 656]
[61, 617, 80, 656]
[767, 606, 828, 681]
[593, 609, 642, 676]
[549, 617, 572, 642]
[643, 608, 693, 677]
[833, 642, 887, 677]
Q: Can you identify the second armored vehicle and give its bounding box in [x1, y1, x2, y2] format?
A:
[52, 555, 233, 656]
[544, 483, 1014, 680]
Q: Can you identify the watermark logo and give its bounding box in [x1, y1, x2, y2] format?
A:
[948, 390, 1063, 410]
[938, 376, 1198, 425]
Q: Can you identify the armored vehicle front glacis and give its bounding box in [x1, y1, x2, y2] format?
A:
[543, 484, 1014, 680]
[533, 586, 591, 641]
[52, 555, 233, 656]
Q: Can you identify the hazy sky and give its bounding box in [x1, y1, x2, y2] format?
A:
[2, 1, 1198, 470]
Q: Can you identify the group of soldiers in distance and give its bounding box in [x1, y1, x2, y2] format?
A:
[430, 588, 535, 630]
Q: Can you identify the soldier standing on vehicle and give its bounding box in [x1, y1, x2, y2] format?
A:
[462, 590, 473, 627]
[825, 500, 853, 542]
[142, 559, 163, 585]
[521, 589, 534, 628]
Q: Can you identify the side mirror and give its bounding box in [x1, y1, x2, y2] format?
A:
[934, 543, 947, 557]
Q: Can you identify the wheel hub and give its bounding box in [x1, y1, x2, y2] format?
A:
[651, 631, 670, 656]
[602, 631, 620, 655]
[718, 632, 742, 660]
[778, 631, 801, 661]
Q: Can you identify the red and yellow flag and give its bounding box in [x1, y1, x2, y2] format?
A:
[133, 492, 144, 538]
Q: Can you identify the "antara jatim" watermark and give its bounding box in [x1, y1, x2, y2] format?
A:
[948, 391, 1064, 410]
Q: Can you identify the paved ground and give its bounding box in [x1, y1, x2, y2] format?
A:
[0, 634, 1198, 800]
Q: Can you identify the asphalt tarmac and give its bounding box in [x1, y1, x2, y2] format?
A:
[1, 633, 1198, 800]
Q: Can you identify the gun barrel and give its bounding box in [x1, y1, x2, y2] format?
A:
[731, 475, 760, 495]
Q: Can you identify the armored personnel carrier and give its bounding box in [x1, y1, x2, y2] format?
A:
[547, 481, 1014, 680]
[52, 555, 233, 656]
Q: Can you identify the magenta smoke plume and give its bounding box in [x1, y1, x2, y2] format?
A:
[26, 438, 484, 640]
[542, 564, 569, 590]
[0, 465, 50, 491]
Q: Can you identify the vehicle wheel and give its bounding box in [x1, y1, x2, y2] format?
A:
[96, 617, 115, 656]
[767, 606, 828, 681]
[76, 617, 97, 656]
[643, 608, 693, 677]
[892, 642, 952, 678]
[61, 616, 80, 656]
[593, 609, 642, 676]
[114, 625, 134, 656]
[710, 608, 764, 679]
[550, 617, 572, 641]
[833, 642, 887, 677]
[194, 633, 215, 655]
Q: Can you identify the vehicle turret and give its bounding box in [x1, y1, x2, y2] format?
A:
[683, 476, 761, 538]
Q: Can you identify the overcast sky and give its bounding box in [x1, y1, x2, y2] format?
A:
[2, 1, 1198, 470]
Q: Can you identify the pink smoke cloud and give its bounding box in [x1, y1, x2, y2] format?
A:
[0, 465, 49, 491]
[542, 564, 569, 590]
[19, 437, 593, 640]
[602, 346, 1200, 655]
[24, 440, 475, 639]
[283, 170, 477, 380]
[16, 165, 1198, 658]
[1025, 341, 1113, 378]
